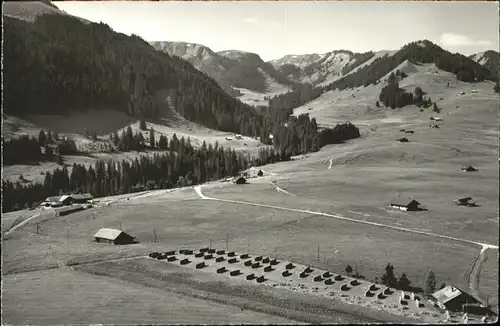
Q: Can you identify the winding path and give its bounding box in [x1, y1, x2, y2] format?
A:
[3, 212, 41, 236]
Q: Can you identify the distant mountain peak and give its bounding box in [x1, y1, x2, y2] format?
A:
[152, 41, 296, 96]
[2, 1, 91, 24]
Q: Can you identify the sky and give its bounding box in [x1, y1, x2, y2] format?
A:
[55, 1, 499, 61]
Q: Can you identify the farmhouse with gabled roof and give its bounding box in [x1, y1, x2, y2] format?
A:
[94, 228, 136, 245]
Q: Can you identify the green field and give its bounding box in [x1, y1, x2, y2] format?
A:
[2, 267, 299, 325]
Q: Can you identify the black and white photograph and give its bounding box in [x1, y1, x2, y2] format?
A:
[2, 0, 499, 324]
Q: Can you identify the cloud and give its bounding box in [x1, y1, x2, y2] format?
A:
[243, 17, 259, 25]
[439, 33, 493, 47]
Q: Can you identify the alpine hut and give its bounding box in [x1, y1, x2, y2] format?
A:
[454, 197, 476, 207]
[432, 285, 481, 312]
[460, 166, 478, 172]
[93, 228, 136, 245]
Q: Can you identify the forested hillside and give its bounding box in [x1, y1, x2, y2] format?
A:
[2, 117, 360, 212]
[3, 14, 262, 136]
[469, 50, 499, 79]
[325, 40, 496, 92]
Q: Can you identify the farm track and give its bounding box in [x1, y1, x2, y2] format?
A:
[3, 212, 40, 235]
[468, 248, 490, 305]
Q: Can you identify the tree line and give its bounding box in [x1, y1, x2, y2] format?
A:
[267, 40, 493, 118]
[3, 130, 79, 166]
[2, 135, 245, 212]
[344, 262, 446, 295]
[3, 14, 263, 138]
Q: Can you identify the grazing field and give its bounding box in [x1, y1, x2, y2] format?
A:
[202, 170, 498, 245]
[2, 267, 298, 325]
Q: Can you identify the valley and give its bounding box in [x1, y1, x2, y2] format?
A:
[2, 1, 499, 325]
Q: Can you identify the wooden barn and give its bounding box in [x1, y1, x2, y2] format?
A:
[432, 285, 481, 312]
[93, 228, 136, 245]
[390, 198, 422, 211]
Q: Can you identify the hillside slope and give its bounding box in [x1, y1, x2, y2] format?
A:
[151, 42, 296, 106]
[324, 40, 496, 93]
[150, 41, 241, 97]
[3, 4, 264, 139]
[2, 1, 90, 24]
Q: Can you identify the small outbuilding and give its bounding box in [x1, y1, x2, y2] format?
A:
[460, 166, 478, 172]
[93, 228, 136, 245]
[454, 197, 476, 207]
[432, 285, 481, 312]
[42, 196, 62, 207]
[390, 198, 422, 211]
[233, 176, 247, 184]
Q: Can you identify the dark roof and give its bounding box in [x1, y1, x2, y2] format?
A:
[94, 228, 132, 241]
[432, 285, 479, 305]
[390, 198, 421, 207]
[433, 285, 464, 304]
[70, 193, 93, 200]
